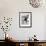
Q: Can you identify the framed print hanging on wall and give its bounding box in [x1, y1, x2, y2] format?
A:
[19, 12, 32, 28]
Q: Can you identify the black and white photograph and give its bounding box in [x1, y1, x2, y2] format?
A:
[19, 12, 32, 28]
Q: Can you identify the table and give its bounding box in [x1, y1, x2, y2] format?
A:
[5, 39, 46, 46]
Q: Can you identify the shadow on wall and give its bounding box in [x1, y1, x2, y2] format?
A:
[44, 15, 46, 40]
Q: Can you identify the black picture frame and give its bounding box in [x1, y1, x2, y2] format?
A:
[19, 12, 32, 28]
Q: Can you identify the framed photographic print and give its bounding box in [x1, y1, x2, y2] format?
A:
[19, 12, 32, 28]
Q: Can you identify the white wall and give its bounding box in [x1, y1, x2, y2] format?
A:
[0, 0, 46, 40]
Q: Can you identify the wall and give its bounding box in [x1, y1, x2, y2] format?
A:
[0, 0, 46, 40]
